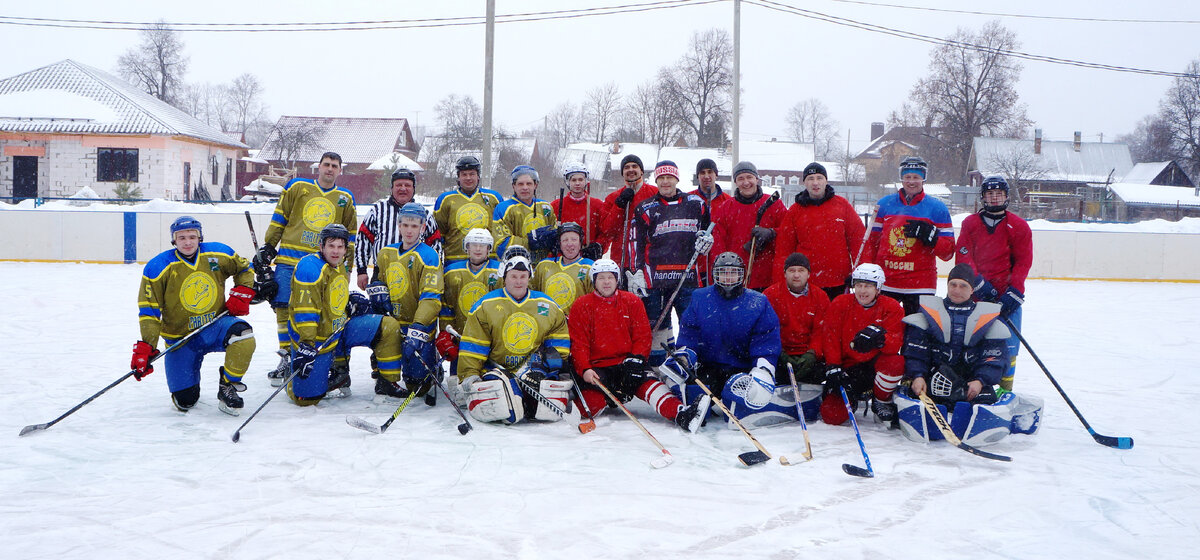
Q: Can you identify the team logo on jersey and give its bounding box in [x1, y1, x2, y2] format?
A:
[179, 271, 219, 314]
[454, 203, 488, 231]
[302, 197, 336, 231]
[887, 227, 915, 258]
[386, 262, 410, 299]
[522, 211, 548, 235]
[207, 257, 219, 271]
[544, 272, 577, 311]
[459, 282, 488, 315]
[329, 274, 349, 319]
[487, 272, 500, 289]
[536, 301, 550, 316]
[502, 312, 538, 354]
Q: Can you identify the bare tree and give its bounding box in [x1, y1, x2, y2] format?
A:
[985, 145, 1050, 210]
[116, 20, 189, 106]
[539, 103, 588, 151]
[907, 20, 1032, 182]
[618, 80, 687, 146]
[265, 120, 326, 170]
[584, 82, 622, 143]
[786, 98, 842, 159]
[435, 94, 484, 150]
[177, 82, 230, 129]
[662, 28, 733, 147]
[1117, 115, 1176, 164]
[834, 150, 865, 185]
[225, 74, 271, 142]
[1157, 58, 1200, 178]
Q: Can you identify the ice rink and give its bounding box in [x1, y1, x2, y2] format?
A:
[3, 262, 1198, 559]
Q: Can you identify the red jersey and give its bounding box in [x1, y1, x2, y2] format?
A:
[955, 212, 1033, 294]
[710, 190, 786, 290]
[601, 182, 659, 269]
[567, 289, 652, 371]
[862, 190, 955, 294]
[774, 190, 865, 289]
[551, 193, 607, 249]
[763, 282, 831, 358]
[821, 293, 905, 368]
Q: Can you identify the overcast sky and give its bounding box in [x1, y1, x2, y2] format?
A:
[2, 0, 1197, 154]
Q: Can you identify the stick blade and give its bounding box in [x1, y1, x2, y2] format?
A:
[577, 420, 596, 434]
[738, 450, 771, 467]
[1093, 433, 1134, 449]
[651, 450, 674, 469]
[19, 423, 48, 437]
[956, 442, 1012, 462]
[457, 422, 472, 435]
[345, 415, 383, 434]
[842, 463, 874, 478]
[230, 431, 242, 443]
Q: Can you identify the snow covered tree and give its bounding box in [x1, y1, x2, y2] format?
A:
[117, 21, 189, 107]
[786, 98, 841, 159]
[1157, 58, 1200, 178]
[583, 82, 623, 144]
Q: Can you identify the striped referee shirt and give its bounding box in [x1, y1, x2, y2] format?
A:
[356, 197, 443, 278]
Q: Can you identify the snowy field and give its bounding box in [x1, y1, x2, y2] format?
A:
[3, 262, 1199, 559]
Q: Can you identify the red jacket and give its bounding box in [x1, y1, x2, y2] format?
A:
[601, 182, 659, 269]
[763, 282, 831, 358]
[710, 189, 786, 290]
[568, 289, 652, 371]
[821, 293, 904, 368]
[551, 194, 607, 249]
[955, 212, 1033, 294]
[774, 190, 865, 289]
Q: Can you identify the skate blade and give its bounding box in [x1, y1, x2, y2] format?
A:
[269, 377, 285, 388]
[324, 387, 352, 399]
[218, 402, 242, 417]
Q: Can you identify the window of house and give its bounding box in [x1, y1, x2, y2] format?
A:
[97, 148, 139, 182]
[225, 158, 233, 187]
[789, 176, 800, 185]
[775, 176, 786, 186]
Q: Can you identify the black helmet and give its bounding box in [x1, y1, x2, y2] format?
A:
[558, 222, 584, 239]
[712, 251, 746, 299]
[980, 175, 1010, 213]
[319, 223, 350, 246]
[391, 168, 417, 184]
[899, 156, 928, 179]
[455, 155, 482, 174]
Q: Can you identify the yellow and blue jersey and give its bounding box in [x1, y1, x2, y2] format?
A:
[288, 253, 349, 353]
[433, 187, 504, 262]
[138, 242, 253, 346]
[265, 177, 358, 271]
[441, 258, 503, 335]
[376, 242, 444, 329]
[492, 197, 555, 259]
[532, 257, 594, 315]
[457, 288, 570, 380]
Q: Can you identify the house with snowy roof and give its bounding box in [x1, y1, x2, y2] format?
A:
[0, 59, 248, 201]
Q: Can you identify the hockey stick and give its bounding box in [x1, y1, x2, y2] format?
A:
[917, 393, 1013, 462]
[421, 353, 471, 435]
[778, 363, 813, 465]
[1001, 318, 1133, 449]
[840, 386, 875, 477]
[573, 383, 597, 434]
[744, 191, 781, 284]
[693, 378, 772, 467]
[651, 222, 716, 332]
[619, 184, 634, 284]
[594, 380, 673, 469]
[846, 209, 876, 294]
[346, 385, 422, 435]
[232, 324, 345, 443]
[20, 311, 231, 437]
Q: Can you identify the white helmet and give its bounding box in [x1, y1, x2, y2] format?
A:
[502, 255, 534, 280]
[463, 228, 494, 252]
[590, 258, 620, 283]
[563, 162, 589, 182]
[851, 263, 885, 289]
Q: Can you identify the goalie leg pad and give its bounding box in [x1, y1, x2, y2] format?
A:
[722, 369, 776, 411]
[726, 383, 819, 429]
[958, 391, 1017, 447]
[468, 374, 524, 424]
[894, 389, 929, 443]
[1009, 393, 1044, 435]
[534, 379, 573, 421]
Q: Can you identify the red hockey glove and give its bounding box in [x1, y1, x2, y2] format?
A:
[131, 341, 160, 380]
[435, 331, 459, 361]
[226, 285, 256, 316]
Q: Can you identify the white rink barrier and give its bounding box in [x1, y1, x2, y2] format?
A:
[1, 209, 1199, 282]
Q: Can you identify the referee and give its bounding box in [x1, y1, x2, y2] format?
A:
[356, 168, 442, 289]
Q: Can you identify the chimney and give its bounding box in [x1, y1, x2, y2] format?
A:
[871, 122, 885, 141]
[1034, 129, 1042, 154]
[1074, 131, 1081, 152]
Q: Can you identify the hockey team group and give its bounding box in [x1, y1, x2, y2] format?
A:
[124, 149, 1047, 457]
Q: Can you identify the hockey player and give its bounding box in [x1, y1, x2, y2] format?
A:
[366, 202, 445, 399]
[627, 160, 714, 364]
[437, 228, 502, 377]
[532, 222, 593, 315]
[433, 155, 505, 264]
[457, 254, 572, 424]
[671, 252, 781, 425]
[601, 154, 659, 273]
[569, 259, 711, 432]
[284, 224, 351, 404]
[773, 162, 866, 300]
[493, 165, 557, 261]
[551, 163, 606, 260]
[132, 216, 257, 415]
[762, 253, 831, 384]
[861, 156, 954, 315]
[819, 263, 905, 425]
[253, 152, 358, 386]
[710, 161, 786, 291]
[355, 168, 442, 290]
[689, 158, 730, 211]
[955, 176, 1032, 391]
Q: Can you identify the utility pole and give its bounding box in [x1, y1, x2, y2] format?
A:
[481, 0, 496, 191]
[732, 0, 741, 163]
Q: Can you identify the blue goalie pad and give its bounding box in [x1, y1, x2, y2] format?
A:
[956, 392, 1016, 447]
[721, 382, 822, 429]
[897, 389, 1043, 447]
[895, 390, 947, 443]
[1009, 393, 1044, 435]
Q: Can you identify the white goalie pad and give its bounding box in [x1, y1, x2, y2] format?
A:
[534, 379, 574, 421]
[468, 376, 523, 425]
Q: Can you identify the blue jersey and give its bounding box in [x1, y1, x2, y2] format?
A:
[677, 286, 781, 372]
[866, 190, 954, 293]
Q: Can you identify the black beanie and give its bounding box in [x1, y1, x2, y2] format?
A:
[802, 162, 827, 181]
[948, 263, 976, 285]
[696, 158, 718, 175]
[620, 154, 644, 172]
[784, 252, 811, 271]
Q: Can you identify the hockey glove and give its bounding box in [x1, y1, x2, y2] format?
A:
[252, 244, 277, 270]
[403, 324, 436, 384]
[973, 277, 1000, 302]
[1000, 287, 1024, 316]
[581, 242, 604, 261]
[253, 268, 278, 304]
[670, 347, 698, 376]
[130, 341, 160, 380]
[750, 226, 776, 248]
[626, 270, 649, 298]
[694, 229, 714, 255]
[527, 225, 558, 252]
[435, 331, 459, 361]
[346, 292, 372, 318]
[226, 285, 256, 316]
[614, 187, 636, 209]
[850, 325, 887, 352]
[366, 281, 393, 315]
[903, 220, 938, 247]
[793, 350, 819, 377]
[824, 364, 847, 390]
[292, 343, 318, 380]
[622, 355, 648, 378]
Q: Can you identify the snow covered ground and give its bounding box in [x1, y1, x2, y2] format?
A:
[3, 262, 1198, 559]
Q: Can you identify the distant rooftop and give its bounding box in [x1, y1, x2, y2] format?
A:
[258, 115, 413, 164]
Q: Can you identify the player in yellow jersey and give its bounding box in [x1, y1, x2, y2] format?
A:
[132, 216, 258, 415]
[252, 152, 358, 386]
[493, 165, 557, 262]
[433, 155, 505, 264]
[436, 228, 502, 380]
[532, 222, 594, 315]
[456, 254, 572, 424]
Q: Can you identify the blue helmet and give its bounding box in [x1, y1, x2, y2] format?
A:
[511, 165, 539, 185]
[170, 215, 203, 239]
[398, 202, 426, 222]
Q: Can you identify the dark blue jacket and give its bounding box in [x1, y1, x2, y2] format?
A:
[677, 286, 781, 372]
[902, 295, 1009, 386]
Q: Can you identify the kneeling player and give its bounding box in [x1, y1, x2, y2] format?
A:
[569, 259, 710, 432]
[438, 228, 502, 383]
[819, 263, 905, 425]
[532, 222, 593, 314]
[763, 252, 830, 384]
[457, 254, 573, 424]
[132, 216, 257, 415]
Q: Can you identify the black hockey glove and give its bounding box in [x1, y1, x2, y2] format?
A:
[366, 281, 393, 315]
[751, 226, 775, 247]
[581, 242, 604, 261]
[621, 355, 647, 378]
[252, 268, 278, 304]
[973, 277, 1000, 302]
[252, 244, 277, 270]
[850, 325, 887, 352]
[614, 187, 635, 209]
[824, 365, 847, 390]
[292, 343, 318, 379]
[903, 220, 938, 247]
[346, 292, 371, 317]
[527, 225, 558, 252]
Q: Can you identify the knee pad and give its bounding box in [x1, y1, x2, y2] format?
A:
[532, 379, 573, 421]
[171, 385, 201, 411]
[468, 373, 523, 424]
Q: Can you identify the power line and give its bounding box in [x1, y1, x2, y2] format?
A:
[824, 0, 1200, 25]
[745, 0, 1198, 79]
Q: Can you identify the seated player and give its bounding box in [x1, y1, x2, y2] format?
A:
[762, 252, 830, 384]
[438, 228, 502, 390]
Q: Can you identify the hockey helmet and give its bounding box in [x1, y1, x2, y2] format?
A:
[590, 258, 620, 283]
[563, 162, 589, 182]
[502, 254, 534, 280]
[463, 228, 495, 253]
[319, 223, 351, 246]
[899, 156, 928, 180]
[398, 202, 426, 223]
[557, 222, 584, 242]
[170, 215, 203, 240]
[391, 168, 417, 185]
[511, 165, 539, 185]
[980, 175, 1010, 213]
[455, 155, 482, 175]
[712, 251, 746, 299]
[851, 263, 885, 289]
